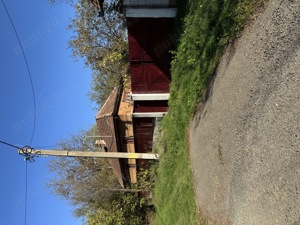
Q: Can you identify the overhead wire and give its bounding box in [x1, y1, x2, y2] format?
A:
[0, 0, 36, 222]
[1, 2, 37, 225]
[1, 0, 37, 146]
[0, 139, 31, 225]
[25, 160, 29, 225]
[0, 0, 84, 223]
[0, 140, 21, 149]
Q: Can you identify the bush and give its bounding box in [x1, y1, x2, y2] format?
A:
[85, 193, 148, 225]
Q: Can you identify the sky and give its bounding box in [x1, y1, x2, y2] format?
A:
[0, 0, 98, 224]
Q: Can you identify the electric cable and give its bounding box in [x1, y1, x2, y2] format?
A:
[0, 140, 21, 149]
[0, 139, 32, 225]
[25, 160, 28, 225]
[1, 0, 37, 146]
[0, 3, 38, 222]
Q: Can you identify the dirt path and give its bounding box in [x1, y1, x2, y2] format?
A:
[189, 0, 300, 224]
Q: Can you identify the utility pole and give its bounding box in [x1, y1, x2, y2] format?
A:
[18, 148, 159, 160]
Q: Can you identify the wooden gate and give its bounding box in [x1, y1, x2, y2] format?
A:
[127, 18, 174, 93]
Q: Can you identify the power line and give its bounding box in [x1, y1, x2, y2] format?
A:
[0, 140, 20, 149]
[1, 0, 37, 146]
[1, 3, 37, 223]
[25, 160, 29, 225]
[0, 139, 32, 225]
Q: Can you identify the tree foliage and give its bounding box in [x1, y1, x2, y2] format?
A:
[85, 193, 148, 225]
[48, 126, 152, 223]
[48, 126, 121, 217]
[68, 0, 129, 106]
[83, 168, 156, 224]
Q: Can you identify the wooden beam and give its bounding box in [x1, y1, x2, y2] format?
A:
[131, 93, 170, 101]
[124, 8, 177, 18]
[132, 112, 166, 118]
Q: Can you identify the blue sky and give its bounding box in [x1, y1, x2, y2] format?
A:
[0, 0, 98, 224]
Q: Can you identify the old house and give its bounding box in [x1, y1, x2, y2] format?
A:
[95, 0, 177, 187]
[124, 0, 177, 160]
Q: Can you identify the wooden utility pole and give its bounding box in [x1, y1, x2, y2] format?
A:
[18, 149, 159, 160]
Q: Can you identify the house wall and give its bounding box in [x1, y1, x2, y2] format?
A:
[134, 100, 169, 112]
[133, 117, 153, 170]
[127, 18, 174, 94]
[127, 18, 174, 165]
[124, 3, 177, 179]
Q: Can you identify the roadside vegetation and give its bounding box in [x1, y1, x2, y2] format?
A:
[48, 126, 152, 225]
[153, 0, 266, 224]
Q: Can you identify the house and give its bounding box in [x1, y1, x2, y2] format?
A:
[95, 0, 177, 187]
[124, 0, 177, 159]
[95, 86, 136, 187]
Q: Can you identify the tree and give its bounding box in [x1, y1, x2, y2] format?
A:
[85, 193, 148, 225]
[48, 125, 154, 223]
[84, 168, 156, 225]
[68, 0, 129, 106]
[48, 126, 121, 217]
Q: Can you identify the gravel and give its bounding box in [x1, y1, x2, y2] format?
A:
[189, 0, 300, 224]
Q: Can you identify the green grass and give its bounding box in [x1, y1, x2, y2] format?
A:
[153, 0, 266, 224]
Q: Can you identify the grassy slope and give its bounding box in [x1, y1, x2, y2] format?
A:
[153, 0, 265, 224]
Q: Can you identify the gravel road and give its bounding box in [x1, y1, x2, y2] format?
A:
[189, 0, 300, 224]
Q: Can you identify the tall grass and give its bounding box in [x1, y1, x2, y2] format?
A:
[153, 0, 266, 224]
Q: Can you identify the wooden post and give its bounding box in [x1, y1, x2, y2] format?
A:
[18, 149, 159, 160]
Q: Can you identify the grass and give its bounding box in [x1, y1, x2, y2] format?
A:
[152, 0, 266, 224]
